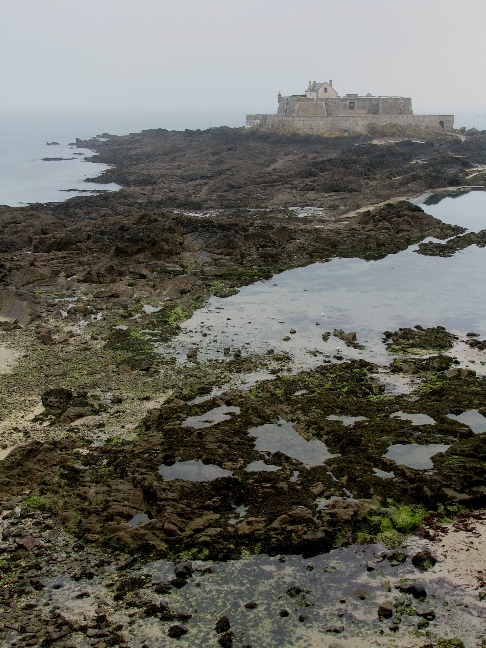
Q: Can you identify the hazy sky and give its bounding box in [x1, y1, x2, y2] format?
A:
[1, 0, 485, 115]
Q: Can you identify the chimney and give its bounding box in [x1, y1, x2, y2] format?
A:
[313, 81, 316, 87]
[308, 81, 312, 88]
[329, 80, 333, 87]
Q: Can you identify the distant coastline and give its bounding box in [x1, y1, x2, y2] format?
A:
[1, 108, 485, 207]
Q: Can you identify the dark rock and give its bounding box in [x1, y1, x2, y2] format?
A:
[387, 551, 407, 565]
[215, 616, 231, 634]
[0, 319, 20, 331]
[174, 561, 194, 579]
[397, 579, 427, 599]
[160, 610, 176, 621]
[416, 605, 435, 620]
[279, 609, 290, 617]
[38, 329, 54, 345]
[113, 575, 148, 600]
[326, 625, 344, 633]
[377, 601, 394, 620]
[218, 631, 234, 648]
[175, 612, 192, 622]
[286, 586, 303, 597]
[47, 630, 69, 641]
[411, 550, 437, 571]
[354, 588, 369, 600]
[93, 289, 119, 299]
[168, 625, 188, 638]
[144, 603, 161, 617]
[186, 347, 198, 359]
[15, 535, 41, 552]
[154, 583, 171, 594]
[244, 601, 257, 609]
[60, 406, 92, 423]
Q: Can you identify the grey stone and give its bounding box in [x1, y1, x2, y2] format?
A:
[354, 588, 369, 600]
[377, 601, 394, 619]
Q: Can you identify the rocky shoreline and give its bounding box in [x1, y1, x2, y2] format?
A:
[1, 127, 485, 646]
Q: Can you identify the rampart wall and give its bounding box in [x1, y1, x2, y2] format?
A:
[245, 114, 454, 135]
[277, 96, 413, 117]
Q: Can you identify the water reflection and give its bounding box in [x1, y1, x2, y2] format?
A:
[390, 411, 436, 426]
[326, 415, 368, 426]
[384, 443, 450, 470]
[158, 460, 233, 481]
[244, 460, 281, 473]
[128, 513, 151, 527]
[248, 418, 339, 468]
[446, 409, 486, 434]
[160, 192, 486, 370]
[182, 406, 240, 429]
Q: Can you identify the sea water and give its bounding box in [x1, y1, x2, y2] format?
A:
[163, 191, 486, 369]
[1, 108, 484, 207]
[0, 108, 245, 206]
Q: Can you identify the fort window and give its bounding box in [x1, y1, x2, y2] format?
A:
[439, 120, 445, 130]
[324, 87, 327, 93]
[349, 102, 355, 110]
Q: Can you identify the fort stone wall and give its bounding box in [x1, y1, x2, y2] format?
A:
[245, 114, 454, 135]
[277, 95, 413, 118]
[249, 80, 453, 135]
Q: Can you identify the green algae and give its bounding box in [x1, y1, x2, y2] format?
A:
[105, 328, 160, 370]
[390, 503, 427, 532]
[2, 324, 486, 561]
[384, 325, 457, 353]
[22, 495, 49, 511]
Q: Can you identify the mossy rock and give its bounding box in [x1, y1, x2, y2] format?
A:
[384, 325, 457, 353]
[105, 328, 160, 369]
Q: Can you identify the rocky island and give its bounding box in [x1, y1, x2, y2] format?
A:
[0, 124, 485, 646]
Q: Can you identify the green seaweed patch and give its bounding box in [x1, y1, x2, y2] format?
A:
[390, 354, 454, 374]
[425, 640, 465, 648]
[355, 503, 427, 548]
[389, 502, 427, 532]
[384, 325, 457, 354]
[105, 328, 160, 370]
[22, 495, 49, 511]
[432, 436, 486, 497]
[207, 279, 239, 298]
[465, 336, 486, 351]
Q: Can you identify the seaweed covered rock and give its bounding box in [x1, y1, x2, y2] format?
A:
[383, 325, 458, 353]
[345, 201, 463, 239]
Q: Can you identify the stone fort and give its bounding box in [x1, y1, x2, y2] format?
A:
[246, 80, 454, 135]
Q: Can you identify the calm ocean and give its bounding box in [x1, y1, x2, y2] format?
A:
[0, 109, 246, 206]
[0, 108, 484, 207]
